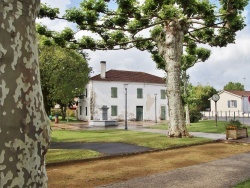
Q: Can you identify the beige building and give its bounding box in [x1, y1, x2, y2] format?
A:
[202, 90, 250, 117]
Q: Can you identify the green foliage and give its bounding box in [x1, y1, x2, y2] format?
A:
[38, 3, 59, 19]
[39, 37, 91, 115]
[187, 84, 217, 111]
[189, 109, 202, 123]
[223, 82, 245, 91]
[38, 0, 248, 51]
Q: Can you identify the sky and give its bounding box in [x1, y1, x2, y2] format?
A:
[39, 0, 250, 91]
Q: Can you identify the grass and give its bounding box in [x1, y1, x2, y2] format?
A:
[46, 149, 101, 163]
[188, 120, 228, 133]
[148, 120, 250, 134]
[47, 129, 211, 163]
[51, 129, 211, 149]
[234, 179, 250, 188]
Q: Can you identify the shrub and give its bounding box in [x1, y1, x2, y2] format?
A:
[189, 110, 202, 123]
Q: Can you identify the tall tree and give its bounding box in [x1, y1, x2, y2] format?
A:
[39, 40, 91, 119]
[38, 0, 248, 137]
[0, 1, 50, 187]
[224, 81, 245, 91]
[188, 84, 217, 111]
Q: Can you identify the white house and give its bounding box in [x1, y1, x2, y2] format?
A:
[203, 90, 250, 117]
[77, 61, 168, 122]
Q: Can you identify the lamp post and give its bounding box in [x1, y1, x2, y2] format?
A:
[124, 84, 128, 130]
[154, 94, 157, 123]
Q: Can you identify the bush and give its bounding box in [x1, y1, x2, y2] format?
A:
[189, 110, 202, 123]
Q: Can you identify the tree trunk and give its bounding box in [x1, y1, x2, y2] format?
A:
[0, 1, 50, 187]
[157, 20, 188, 137]
[60, 105, 67, 120]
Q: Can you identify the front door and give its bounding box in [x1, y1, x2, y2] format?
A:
[136, 106, 143, 121]
[161, 106, 166, 120]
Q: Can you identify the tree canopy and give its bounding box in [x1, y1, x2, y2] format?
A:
[39, 36, 91, 117]
[223, 81, 245, 91]
[188, 83, 217, 111]
[37, 0, 248, 137]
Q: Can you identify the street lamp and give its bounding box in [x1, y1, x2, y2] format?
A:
[124, 84, 128, 130]
[154, 94, 157, 123]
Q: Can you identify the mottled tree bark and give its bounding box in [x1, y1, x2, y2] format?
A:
[0, 0, 50, 187]
[157, 20, 188, 137]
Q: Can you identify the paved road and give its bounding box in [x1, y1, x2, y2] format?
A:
[98, 152, 250, 188]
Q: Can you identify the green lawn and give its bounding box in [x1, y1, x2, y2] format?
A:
[188, 120, 228, 133]
[148, 120, 250, 134]
[46, 149, 100, 163]
[51, 129, 211, 149]
[47, 129, 211, 164]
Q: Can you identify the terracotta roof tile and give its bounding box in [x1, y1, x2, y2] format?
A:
[225, 90, 250, 96]
[91, 70, 165, 84]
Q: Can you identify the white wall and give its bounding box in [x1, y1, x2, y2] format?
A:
[210, 91, 242, 112]
[78, 80, 168, 121]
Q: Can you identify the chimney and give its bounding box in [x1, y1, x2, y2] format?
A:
[100, 61, 106, 79]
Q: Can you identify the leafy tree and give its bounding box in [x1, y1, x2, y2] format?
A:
[223, 81, 245, 91]
[38, 0, 248, 137]
[39, 38, 91, 119]
[188, 84, 217, 112]
[0, 1, 50, 186]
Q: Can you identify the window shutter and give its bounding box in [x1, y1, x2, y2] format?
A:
[161, 90, 166, 99]
[111, 87, 117, 98]
[228, 101, 230, 108]
[235, 100, 237, 107]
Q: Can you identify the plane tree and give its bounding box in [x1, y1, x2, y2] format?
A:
[0, 1, 50, 187]
[38, 0, 248, 137]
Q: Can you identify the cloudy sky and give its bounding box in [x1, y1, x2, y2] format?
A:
[39, 0, 250, 91]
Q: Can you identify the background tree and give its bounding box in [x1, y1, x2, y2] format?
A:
[188, 84, 217, 112]
[223, 81, 245, 91]
[39, 37, 91, 119]
[38, 0, 248, 137]
[0, 1, 50, 187]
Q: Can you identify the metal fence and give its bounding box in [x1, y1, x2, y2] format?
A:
[201, 111, 250, 125]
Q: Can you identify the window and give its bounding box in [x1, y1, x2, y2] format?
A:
[161, 90, 166, 99]
[111, 87, 117, 98]
[111, 106, 118, 116]
[85, 88, 87, 98]
[80, 106, 82, 115]
[228, 100, 237, 108]
[137, 88, 143, 98]
[85, 107, 88, 116]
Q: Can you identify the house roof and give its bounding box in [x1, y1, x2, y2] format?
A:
[224, 90, 250, 97]
[91, 70, 165, 84]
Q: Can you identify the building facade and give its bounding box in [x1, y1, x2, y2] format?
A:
[202, 90, 250, 117]
[77, 61, 168, 122]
